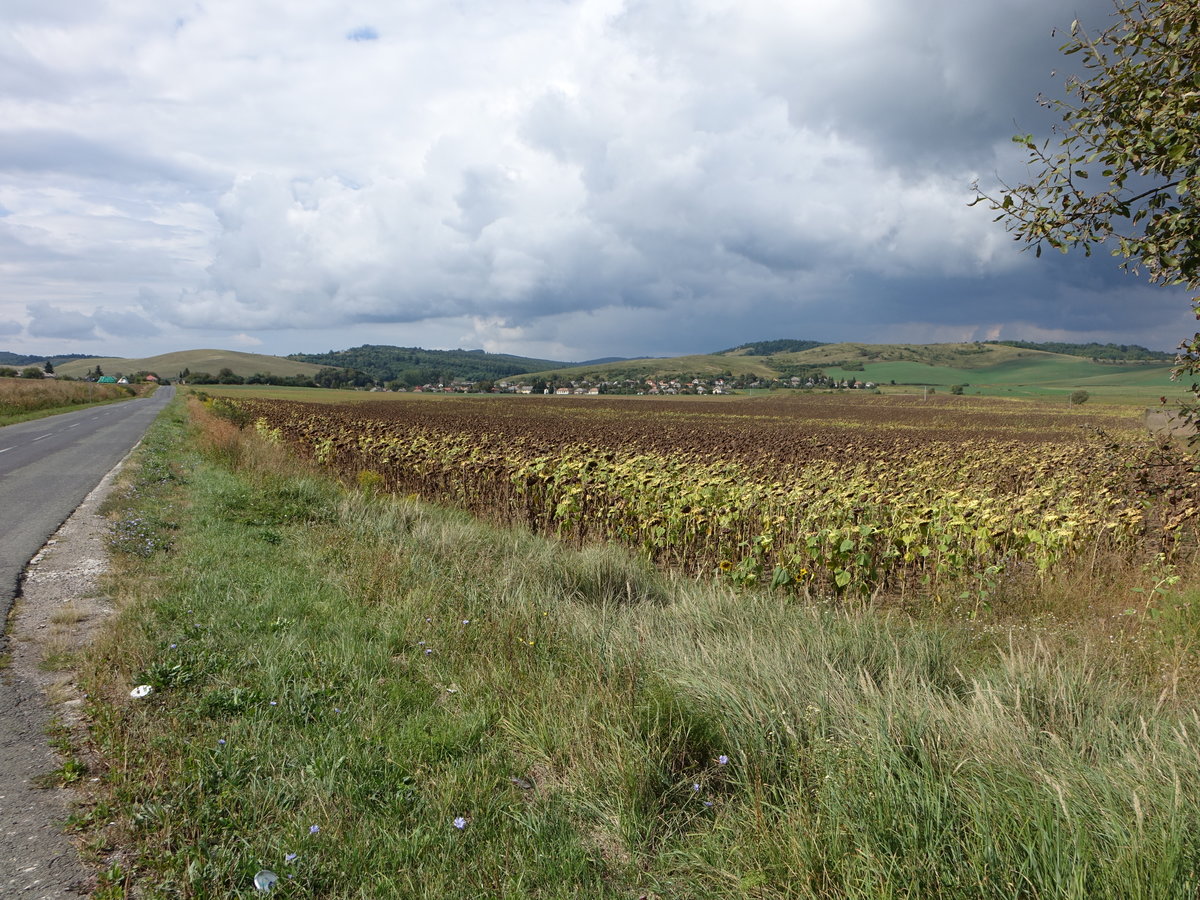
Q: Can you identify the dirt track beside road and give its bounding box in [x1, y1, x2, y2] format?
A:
[2, 463, 124, 897]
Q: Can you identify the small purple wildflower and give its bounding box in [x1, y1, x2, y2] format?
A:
[270, 701, 277, 707]
[461, 619, 470, 625]
[717, 755, 729, 765]
[169, 643, 177, 649]
[284, 853, 297, 864]
[692, 783, 700, 792]
[425, 648, 433, 655]
[217, 738, 226, 746]
[453, 816, 467, 830]
[309, 825, 320, 835]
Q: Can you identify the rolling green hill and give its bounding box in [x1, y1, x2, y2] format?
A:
[54, 349, 330, 381]
[770, 341, 1021, 369]
[519, 341, 1183, 403]
[788, 343, 1182, 401]
[523, 353, 780, 382]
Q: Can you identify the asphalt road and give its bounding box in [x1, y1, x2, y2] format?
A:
[0, 386, 173, 622]
[1, 386, 173, 897]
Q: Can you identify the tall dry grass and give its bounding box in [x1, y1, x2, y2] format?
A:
[0, 377, 130, 418]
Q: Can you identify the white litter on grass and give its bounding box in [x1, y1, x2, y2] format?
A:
[254, 870, 279, 892]
[129, 685, 153, 699]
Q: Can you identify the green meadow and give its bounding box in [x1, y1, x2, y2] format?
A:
[823, 358, 1182, 402]
[769, 343, 1181, 403]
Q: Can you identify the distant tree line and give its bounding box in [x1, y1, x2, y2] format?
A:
[718, 339, 828, 355]
[180, 367, 371, 388]
[985, 341, 1174, 362]
[286, 345, 569, 385]
[0, 365, 51, 379]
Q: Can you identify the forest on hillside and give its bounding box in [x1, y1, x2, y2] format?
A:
[986, 340, 1174, 361]
[287, 345, 569, 386]
[718, 339, 828, 355]
[0, 351, 94, 367]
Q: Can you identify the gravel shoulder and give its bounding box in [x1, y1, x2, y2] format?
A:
[2, 460, 126, 897]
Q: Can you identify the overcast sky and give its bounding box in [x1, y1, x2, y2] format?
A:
[1, 0, 1192, 362]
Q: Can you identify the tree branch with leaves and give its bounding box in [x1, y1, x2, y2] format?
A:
[973, 0, 1200, 403]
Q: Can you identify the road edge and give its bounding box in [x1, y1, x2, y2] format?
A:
[2, 442, 141, 897]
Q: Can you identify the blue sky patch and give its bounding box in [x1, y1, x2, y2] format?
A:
[346, 26, 379, 42]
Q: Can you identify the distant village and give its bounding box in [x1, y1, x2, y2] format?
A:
[2, 360, 882, 395]
[404, 372, 876, 395]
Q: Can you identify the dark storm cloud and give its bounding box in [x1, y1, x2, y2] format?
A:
[93, 307, 160, 338]
[26, 303, 159, 342]
[856, 258, 1184, 335]
[26, 303, 100, 340]
[613, 0, 1117, 168]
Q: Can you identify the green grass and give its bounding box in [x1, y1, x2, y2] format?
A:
[821, 357, 1184, 404]
[78, 396, 1200, 898]
[781, 342, 1184, 404]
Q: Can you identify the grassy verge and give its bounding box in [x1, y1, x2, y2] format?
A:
[78, 397, 1200, 898]
[0, 379, 140, 426]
